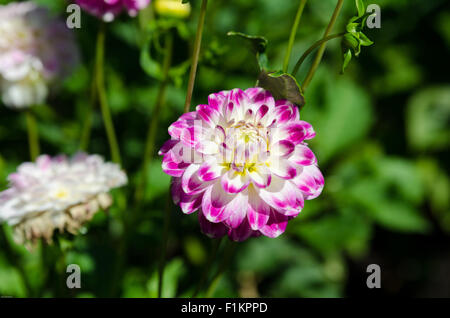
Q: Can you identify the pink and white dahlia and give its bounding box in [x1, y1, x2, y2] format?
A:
[159, 88, 324, 241]
[74, 0, 151, 22]
[0, 2, 79, 109]
[0, 153, 127, 245]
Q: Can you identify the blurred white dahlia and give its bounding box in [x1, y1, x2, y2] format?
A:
[0, 2, 79, 109]
[0, 153, 127, 245]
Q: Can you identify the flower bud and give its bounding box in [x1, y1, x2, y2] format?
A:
[154, 0, 191, 19]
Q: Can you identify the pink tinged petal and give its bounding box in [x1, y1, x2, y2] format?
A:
[255, 104, 269, 123]
[168, 120, 188, 139]
[170, 177, 182, 205]
[167, 111, 197, 139]
[201, 183, 235, 223]
[297, 120, 316, 140]
[158, 139, 178, 155]
[195, 140, 220, 155]
[277, 121, 316, 144]
[248, 165, 271, 188]
[257, 177, 304, 216]
[208, 91, 227, 112]
[244, 87, 264, 100]
[273, 104, 298, 125]
[36, 155, 52, 170]
[271, 140, 295, 157]
[180, 192, 203, 214]
[270, 159, 298, 180]
[259, 210, 289, 238]
[247, 188, 270, 230]
[228, 218, 254, 242]
[221, 169, 250, 194]
[198, 209, 228, 239]
[289, 144, 317, 166]
[252, 89, 275, 108]
[182, 164, 210, 195]
[292, 165, 324, 200]
[223, 191, 248, 229]
[162, 151, 189, 177]
[214, 125, 226, 143]
[8, 173, 28, 189]
[198, 159, 225, 182]
[197, 104, 220, 127]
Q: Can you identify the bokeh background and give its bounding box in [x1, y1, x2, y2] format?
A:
[0, 0, 449, 297]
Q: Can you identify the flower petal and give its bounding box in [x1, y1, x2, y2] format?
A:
[181, 164, 210, 195]
[247, 187, 270, 230]
[257, 177, 304, 216]
[162, 151, 190, 177]
[228, 218, 253, 242]
[248, 164, 271, 188]
[222, 191, 248, 229]
[292, 165, 324, 199]
[221, 169, 250, 193]
[259, 209, 289, 238]
[198, 209, 228, 239]
[201, 183, 235, 223]
[198, 157, 225, 182]
[269, 158, 298, 180]
[289, 144, 317, 166]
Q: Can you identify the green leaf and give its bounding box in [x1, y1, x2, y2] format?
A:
[140, 37, 163, 80]
[355, 0, 365, 17]
[341, 49, 352, 74]
[257, 70, 305, 108]
[302, 74, 373, 162]
[227, 31, 268, 70]
[406, 86, 450, 152]
[182, 0, 190, 3]
[347, 178, 431, 233]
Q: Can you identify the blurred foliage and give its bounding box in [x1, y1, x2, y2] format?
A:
[0, 0, 449, 298]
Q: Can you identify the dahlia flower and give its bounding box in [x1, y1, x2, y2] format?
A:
[74, 0, 151, 22]
[0, 2, 79, 109]
[0, 153, 127, 245]
[159, 88, 324, 241]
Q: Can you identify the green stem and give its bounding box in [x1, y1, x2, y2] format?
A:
[158, 193, 172, 298]
[25, 110, 40, 161]
[183, 0, 208, 113]
[301, 0, 344, 91]
[96, 23, 122, 164]
[205, 240, 236, 298]
[135, 31, 173, 204]
[192, 238, 223, 298]
[282, 0, 308, 73]
[292, 32, 345, 76]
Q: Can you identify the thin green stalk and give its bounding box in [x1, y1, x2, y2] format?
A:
[192, 238, 223, 298]
[96, 23, 122, 164]
[25, 110, 40, 161]
[135, 31, 173, 204]
[183, 0, 208, 113]
[292, 32, 345, 76]
[282, 0, 308, 72]
[205, 240, 236, 298]
[158, 193, 172, 298]
[302, 0, 344, 91]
